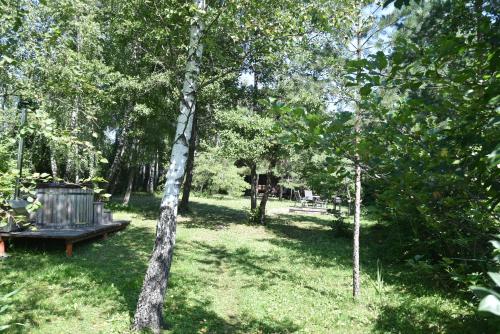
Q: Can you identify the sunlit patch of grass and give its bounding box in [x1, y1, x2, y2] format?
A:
[0, 194, 497, 333]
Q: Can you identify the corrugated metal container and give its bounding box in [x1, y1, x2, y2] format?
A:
[93, 202, 104, 226]
[35, 184, 96, 228]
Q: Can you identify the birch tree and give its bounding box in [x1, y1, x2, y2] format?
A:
[132, 0, 207, 332]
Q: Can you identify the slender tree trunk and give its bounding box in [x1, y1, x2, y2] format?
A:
[258, 160, 275, 225]
[107, 131, 128, 192]
[147, 160, 156, 194]
[66, 96, 79, 182]
[249, 58, 260, 211]
[123, 166, 135, 206]
[252, 62, 259, 112]
[353, 153, 361, 298]
[475, 0, 483, 42]
[154, 150, 160, 190]
[138, 164, 146, 191]
[352, 29, 362, 300]
[144, 164, 150, 192]
[133, 1, 206, 332]
[50, 149, 58, 179]
[250, 162, 258, 210]
[107, 104, 133, 193]
[66, 23, 82, 183]
[180, 112, 197, 211]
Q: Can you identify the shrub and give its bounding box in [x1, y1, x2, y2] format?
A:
[192, 149, 249, 197]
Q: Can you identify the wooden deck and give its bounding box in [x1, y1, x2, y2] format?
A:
[0, 220, 130, 257]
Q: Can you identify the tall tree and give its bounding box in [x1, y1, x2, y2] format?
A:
[132, 0, 207, 331]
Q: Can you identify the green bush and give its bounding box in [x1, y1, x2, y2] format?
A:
[0, 140, 16, 199]
[192, 149, 249, 197]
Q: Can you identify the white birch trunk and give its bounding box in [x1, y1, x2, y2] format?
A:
[132, 1, 206, 332]
[50, 149, 58, 179]
[66, 22, 82, 183]
[123, 166, 135, 206]
[353, 27, 362, 299]
[147, 160, 155, 194]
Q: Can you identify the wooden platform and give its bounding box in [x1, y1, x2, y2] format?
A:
[289, 207, 328, 214]
[0, 220, 130, 257]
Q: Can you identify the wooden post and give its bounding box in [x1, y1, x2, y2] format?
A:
[0, 237, 6, 257]
[65, 242, 73, 257]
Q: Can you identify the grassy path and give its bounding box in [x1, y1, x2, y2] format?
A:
[0, 195, 496, 333]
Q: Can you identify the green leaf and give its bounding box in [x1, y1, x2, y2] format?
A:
[489, 272, 500, 286]
[375, 51, 387, 70]
[478, 295, 500, 316]
[1, 289, 21, 300]
[392, 51, 405, 65]
[360, 85, 372, 96]
[99, 158, 109, 164]
[471, 286, 500, 299]
[490, 240, 500, 250]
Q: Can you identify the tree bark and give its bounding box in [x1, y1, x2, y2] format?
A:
[107, 104, 133, 193]
[123, 166, 135, 206]
[147, 160, 156, 194]
[65, 95, 79, 182]
[353, 28, 362, 300]
[66, 23, 82, 183]
[154, 150, 160, 190]
[180, 112, 197, 211]
[50, 149, 58, 179]
[353, 153, 361, 298]
[138, 164, 147, 191]
[249, 56, 260, 211]
[132, 1, 206, 332]
[258, 160, 275, 225]
[250, 162, 258, 210]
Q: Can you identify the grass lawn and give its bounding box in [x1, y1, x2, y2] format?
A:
[0, 194, 497, 333]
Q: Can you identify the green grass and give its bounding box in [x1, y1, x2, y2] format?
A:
[0, 194, 498, 333]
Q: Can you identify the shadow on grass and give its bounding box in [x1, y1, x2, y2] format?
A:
[180, 202, 249, 230]
[1, 194, 299, 333]
[164, 290, 298, 334]
[3, 194, 498, 333]
[265, 214, 350, 269]
[178, 240, 296, 290]
[373, 301, 498, 334]
[107, 193, 250, 230]
[107, 192, 162, 220]
[266, 212, 500, 333]
[0, 224, 154, 333]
